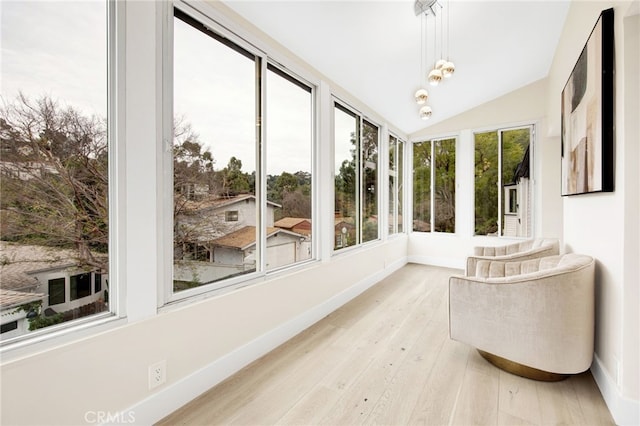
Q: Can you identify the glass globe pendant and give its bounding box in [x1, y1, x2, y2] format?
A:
[419, 105, 432, 120]
[414, 88, 429, 105]
[428, 68, 442, 86]
[442, 61, 455, 78]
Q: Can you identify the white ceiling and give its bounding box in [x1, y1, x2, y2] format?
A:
[223, 0, 571, 135]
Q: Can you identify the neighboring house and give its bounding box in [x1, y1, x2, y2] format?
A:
[0, 242, 108, 340]
[175, 225, 311, 285]
[212, 226, 310, 271]
[503, 146, 531, 238]
[175, 194, 281, 261]
[0, 160, 58, 181]
[334, 218, 356, 249]
[274, 217, 312, 236]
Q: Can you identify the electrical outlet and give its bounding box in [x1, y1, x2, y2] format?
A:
[148, 360, 166, 390]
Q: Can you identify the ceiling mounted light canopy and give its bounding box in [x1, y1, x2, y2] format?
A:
[414, 0, 439, 16]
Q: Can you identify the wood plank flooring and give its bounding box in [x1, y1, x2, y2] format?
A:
[157, 264, 615, 426]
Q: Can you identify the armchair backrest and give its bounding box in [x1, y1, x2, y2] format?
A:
[473, 238, 558, 257]
[474, 253, 593, 279]
[466, 238, 560, 276]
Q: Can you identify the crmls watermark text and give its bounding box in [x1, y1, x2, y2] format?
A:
[84, 411, 136, 424]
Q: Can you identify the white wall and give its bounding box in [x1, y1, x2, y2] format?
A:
[546, 1, 639, 424]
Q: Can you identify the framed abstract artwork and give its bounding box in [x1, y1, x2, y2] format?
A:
[561, 8, 614, 196]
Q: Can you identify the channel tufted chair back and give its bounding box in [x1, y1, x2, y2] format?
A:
[466, 238, 559, 276]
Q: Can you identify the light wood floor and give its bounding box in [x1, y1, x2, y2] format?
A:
[158, 264, 615, 426]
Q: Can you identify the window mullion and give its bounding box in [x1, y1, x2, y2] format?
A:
[356, 117, 363, 245]
[256, 56, 266, 273]
[498, 130, 503, 237]
[430, 140, 436, 232]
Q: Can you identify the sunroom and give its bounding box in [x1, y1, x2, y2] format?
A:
[0, 1, 638, 425]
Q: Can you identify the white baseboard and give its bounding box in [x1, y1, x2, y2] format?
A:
[114, 257, 407, 426]
[591, 354, 640, 426]
[407, 255, 465, 270]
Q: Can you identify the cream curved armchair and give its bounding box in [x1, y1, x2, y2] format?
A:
[466, 238, 560, 276]
[449, 254, 595, 380]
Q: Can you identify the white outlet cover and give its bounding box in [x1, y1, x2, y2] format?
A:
[148, 360, 166, 390]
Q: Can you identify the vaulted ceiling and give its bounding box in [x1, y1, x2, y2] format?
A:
[224, 0, 571, 135]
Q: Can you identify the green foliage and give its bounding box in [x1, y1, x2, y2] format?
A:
[28, 313, 65, 331]
[412, 141, 432, 229]
[474, 129, 529, 235]
[412, 139, 456, 233]
[434, 139, 456, 233]
[16, 300, 42, 316]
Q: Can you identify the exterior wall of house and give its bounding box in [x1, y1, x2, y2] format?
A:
[213, 246, 246, 266]
[214, 198, 276, 228]
[265, 232, 310, 270]
[30, 269, 106, 314]
[0, 310, 30, 340]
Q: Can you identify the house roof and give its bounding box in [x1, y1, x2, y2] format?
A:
[0, 242, 79, 292]
[212, 226, 306, 250]
[0, 288, 46, 310]
[274, 217, 311, 228]
[212, 226, 275, 250]
[182, 194, 281, 212]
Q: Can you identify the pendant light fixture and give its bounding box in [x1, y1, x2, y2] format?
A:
[413, 0, 456, 119]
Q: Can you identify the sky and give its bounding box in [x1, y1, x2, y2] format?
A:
[1, 1, 107, 117]
[0, 1, 325, 177]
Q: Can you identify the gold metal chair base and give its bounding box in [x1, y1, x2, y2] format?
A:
[477, 350, 569, 382]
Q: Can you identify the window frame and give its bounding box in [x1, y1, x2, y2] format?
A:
[388, 134, 406, 236]
[411, 136, 457, 234]
[164, 2, 318, 304]
[0, 0, 122, 349]
[473, 124, 535, 238]
[332, 99, 381, 253]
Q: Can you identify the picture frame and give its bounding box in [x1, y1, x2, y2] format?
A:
[561, 8, 614, 196]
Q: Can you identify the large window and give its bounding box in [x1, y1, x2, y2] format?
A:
[0, 0, 111, 341]
[412, 138, 456, 233]
[389, 135, 405, 235]
[265, 65, 313, 270]
[474, 126, 532, 237]
[172, 9, 314, 293]
[173, 10, 257, 291]
[333, 103, 380, 250]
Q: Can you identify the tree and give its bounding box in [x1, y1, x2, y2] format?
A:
[1, 94, 108, 270]
[473, 129, 528, 235]
[214, 156, 251, 196]
[412, 141, 431, 231]
[434, 139, 456, 233]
